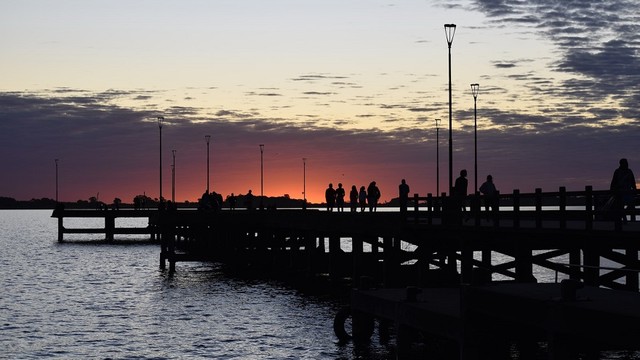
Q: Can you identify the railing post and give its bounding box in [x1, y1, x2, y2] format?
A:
[426, 193, 433, 225]
[414, 193, 420, 224]
[473, 192, 481, 228]
[535, 188, 543, 229]
[492, 190, 500, 228]
[559, 186, 567, 229]
[513, 189, 520, 229]
[585, 186, 593, 231]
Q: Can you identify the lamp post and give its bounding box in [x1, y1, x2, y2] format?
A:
[157, 116, 164, 202]
[303, 157, 307, 206]
[471, 83, 480, 194]
[259, 144, 264, 209]
[444, 23, 456, 195]
[435, 119, 441, 197]
[55, 158, 59, 203]
[205, 135, 211, 192]
[171, 149, 176, 203]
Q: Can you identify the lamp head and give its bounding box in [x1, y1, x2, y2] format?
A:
[444, 24, 457, 45]
[470, 83, 480, 98]
[157, 116, 164, 128]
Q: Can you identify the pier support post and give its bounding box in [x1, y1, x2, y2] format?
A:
[516, 243, 535, 282]
[105, 213, 115, 242]
[626, 245, 639, 291]
[352, 236, 364, 283]
[329, 236, 341, 281]
[583, 248, 599, 286]
[57, 217, 64, 242]
[569, 249, 581, 281]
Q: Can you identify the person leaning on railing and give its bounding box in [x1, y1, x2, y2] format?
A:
[610, 158, 637, 223]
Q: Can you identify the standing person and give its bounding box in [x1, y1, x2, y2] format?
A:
[610, 158, 637, 223]
[228, 193, 237, 210]
[479, 175, 498, 220]
[335, 183, 346, 212]
[454, 169, 468, 214]
[325, 183, 336, 212]
[358, 186, 367, 212]
[367, 181, 381, 212]
[398, 179, 410, 213]
[349, 185, 358, 212]
[245, 190, 254, 211]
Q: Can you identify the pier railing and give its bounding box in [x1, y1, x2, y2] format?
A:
[411, 185, 637, 231]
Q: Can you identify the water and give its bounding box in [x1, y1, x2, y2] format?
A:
[2, 210, 639, 359]
[0, 210, 395, 359]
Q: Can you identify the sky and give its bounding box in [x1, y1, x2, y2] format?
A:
[1, 0, 639, 204]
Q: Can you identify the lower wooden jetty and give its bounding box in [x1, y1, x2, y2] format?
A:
[344, 282, 640, 359]
[52, 208, 158, 242]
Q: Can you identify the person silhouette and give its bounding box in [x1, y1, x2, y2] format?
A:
[454, 169, 468, 214]
[367, 181, 381, 212]
[245, 190, 254, 210]
[325, 183, 336, 211]
[398, 179, 410, 213]
[358, 186, 367, 212]
[479, 174, 498, 220]
[335, 183, 346, 212]
[349, 185, 358, 212]
[610, 158, 637, 223]
[228, 193, 237, 210]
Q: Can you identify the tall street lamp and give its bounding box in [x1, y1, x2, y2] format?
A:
[259, 144, 264, 209]
[171, 149, 176, 203]
[444, 23, 456, 195]
[157, 116, 164, 202]
[302, 158, 307, 206]
[471, 83, 480, 194]
[205, 135, 211, 192]
[55, 158, 59, 203]
[435, 119, 441, 197]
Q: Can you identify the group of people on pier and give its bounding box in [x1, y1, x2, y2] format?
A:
[187, 158, 635, 224]
[325, 181, 382, 212]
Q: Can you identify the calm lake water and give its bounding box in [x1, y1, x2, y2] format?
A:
[0, 210, 397, 359]
[1, 210, 638, 359]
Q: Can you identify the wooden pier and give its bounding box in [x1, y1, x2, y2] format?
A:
[52, 186, 640, 358]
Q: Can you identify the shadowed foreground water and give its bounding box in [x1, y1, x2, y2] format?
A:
[0, 210, 400, 359]
[2, 210, 640, 359]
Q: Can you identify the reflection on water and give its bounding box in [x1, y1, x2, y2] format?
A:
[0, 210, 400, 359]
[1, 210, 638, 359]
